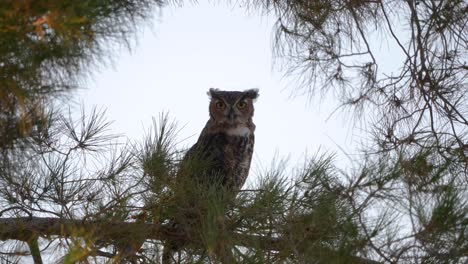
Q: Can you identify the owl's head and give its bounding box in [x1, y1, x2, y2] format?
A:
[207, 88, 259, 126]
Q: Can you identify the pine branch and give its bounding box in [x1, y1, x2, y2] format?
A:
[0, 217, 381, 264]
[27, 239, 43, 264]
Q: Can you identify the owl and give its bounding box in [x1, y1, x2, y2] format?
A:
[163, 88, 259, 263]
[180, 88, 259, 190]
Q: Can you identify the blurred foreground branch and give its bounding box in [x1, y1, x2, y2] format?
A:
[0, 217, 380, 264]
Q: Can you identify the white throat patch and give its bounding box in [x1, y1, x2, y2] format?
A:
[226, 126, 251, 137]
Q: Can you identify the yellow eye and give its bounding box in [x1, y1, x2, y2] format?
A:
[215, 101, 225, 109]
[237, 101, 247, 109]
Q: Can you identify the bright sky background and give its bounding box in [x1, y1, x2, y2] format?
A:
[75, 1, 364, 185]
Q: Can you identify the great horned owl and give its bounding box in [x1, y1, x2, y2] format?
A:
[163, 88, 259, 263]
[181, 88, 259, 190]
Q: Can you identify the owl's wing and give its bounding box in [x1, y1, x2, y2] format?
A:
[225, 133, 254, 189]
[179, 131, 254, 190]
[178, 133, 228, 185]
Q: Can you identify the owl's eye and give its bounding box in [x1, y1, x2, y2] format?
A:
[237, 101, 247, 109]
[215, 101, 225, 109]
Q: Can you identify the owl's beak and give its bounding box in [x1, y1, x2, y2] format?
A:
[228, 109, 236, 124]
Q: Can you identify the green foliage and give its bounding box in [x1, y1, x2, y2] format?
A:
[140, 125, 366, 263]
[415, 183, 468, 262]
[0, 0, 162, 149]
[0, 0, 160, 95]
[0, 1, 467, 263]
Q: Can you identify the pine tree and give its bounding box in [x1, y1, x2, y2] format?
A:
[0, 1, 466, 263]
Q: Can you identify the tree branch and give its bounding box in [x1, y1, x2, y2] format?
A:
[27, 238, 43, 264]
[0, 217, 381, 264]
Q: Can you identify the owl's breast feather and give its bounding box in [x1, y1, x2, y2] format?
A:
[225, 126, 251, 137]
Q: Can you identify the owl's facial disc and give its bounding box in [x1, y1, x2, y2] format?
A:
[208, 89, 257, 127]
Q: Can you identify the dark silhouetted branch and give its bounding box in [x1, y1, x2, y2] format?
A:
[0, 217, 380, 264]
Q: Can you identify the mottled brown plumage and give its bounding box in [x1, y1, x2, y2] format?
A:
[182, 88, 258, 190]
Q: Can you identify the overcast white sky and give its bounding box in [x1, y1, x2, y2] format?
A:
[75, 1, 364, 185]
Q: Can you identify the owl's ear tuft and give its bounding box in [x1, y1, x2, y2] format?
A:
[244, 89, 259, 100]
[207, 88, 221, 99]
